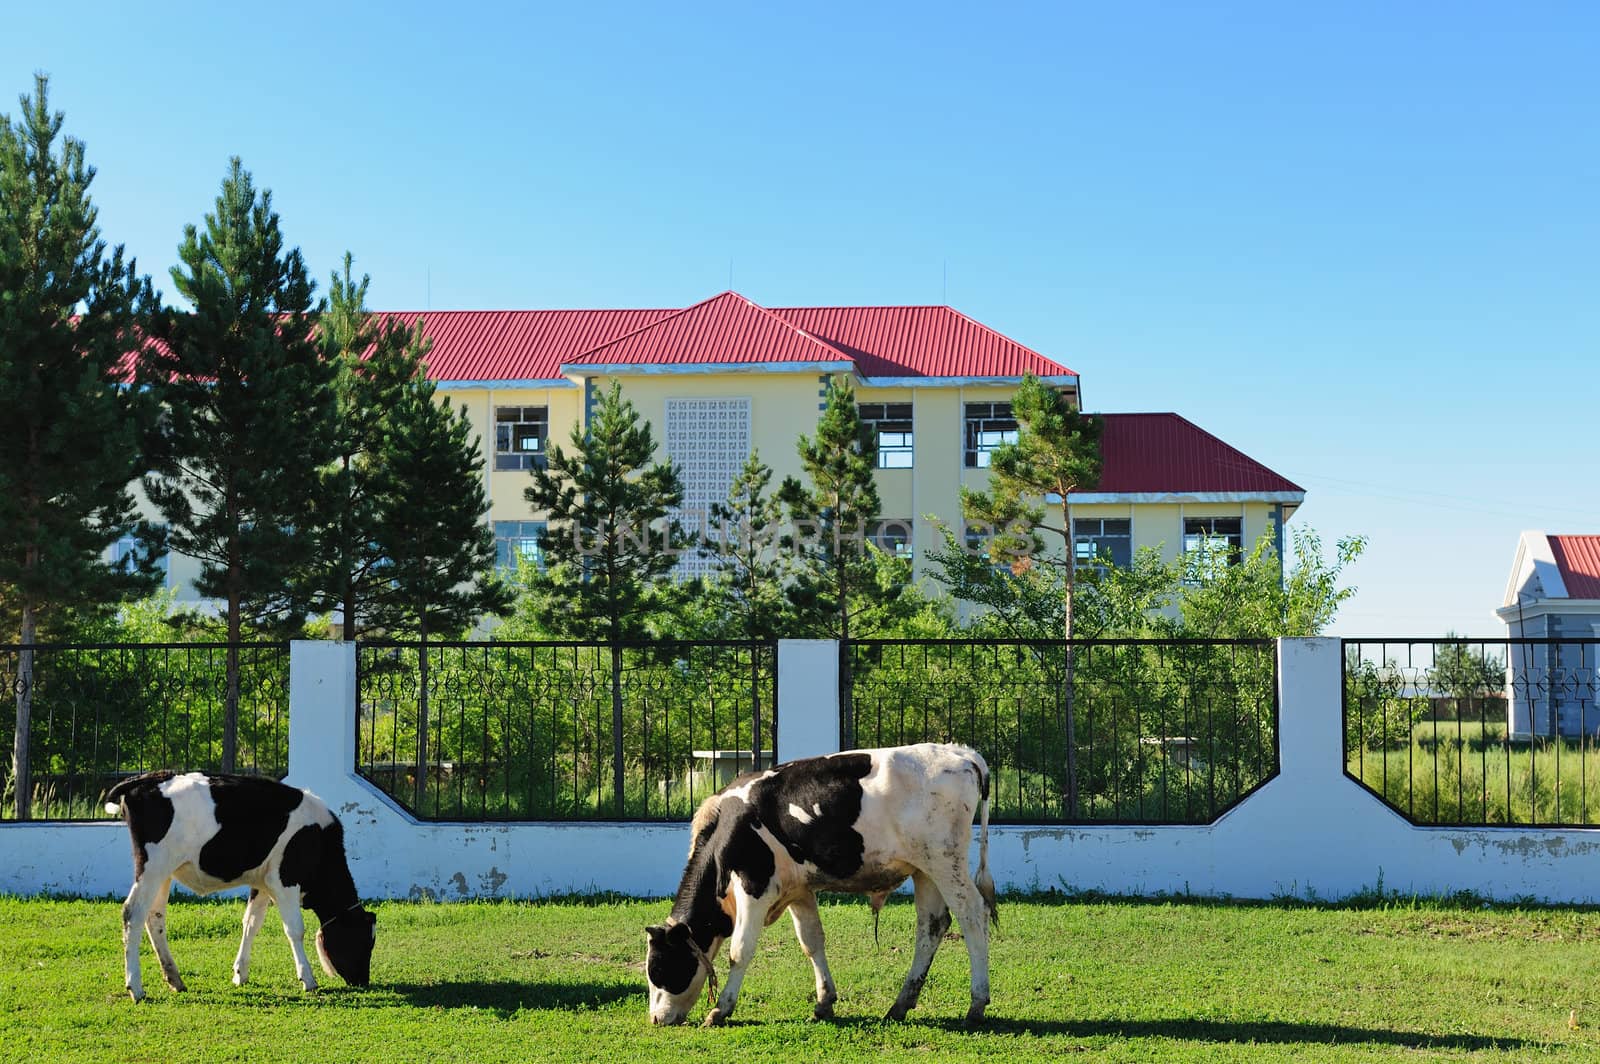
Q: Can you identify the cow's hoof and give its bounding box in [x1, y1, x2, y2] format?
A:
[232, 972, 247, 987]
[811, 1000, 835, 1022]
[963, 1004, 987, 1029]
[127, 987, 144, 1003]
[163, 975, 186, 992]
[885, 1003, 910, 1023]
[703, 1008, 727, 1028]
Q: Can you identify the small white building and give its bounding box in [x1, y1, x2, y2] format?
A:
[1495, 531, 1600, 739]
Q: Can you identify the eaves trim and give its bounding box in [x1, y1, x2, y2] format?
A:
[436, 378, 577, 390]
[857, 374, 1079, 389]
[560, 360, 855, 376]
[1048, 491, 1308, 505]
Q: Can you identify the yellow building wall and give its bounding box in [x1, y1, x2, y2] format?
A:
[146, 370, 1288, 607]
[439, 384, 585, 520]
[587, 371, 828, 493]
[449, 374, 1030, 586]
[1062, 501, 1280, 565]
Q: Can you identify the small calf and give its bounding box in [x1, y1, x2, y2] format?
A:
[104, 770, 375, 1002]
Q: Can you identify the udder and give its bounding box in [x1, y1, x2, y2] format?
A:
[812, 861, 913, 896]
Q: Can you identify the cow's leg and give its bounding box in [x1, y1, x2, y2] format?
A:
[121, 873, 165, 1002]
[144, 879, 186, 992]
[273, 887, 318, 991]
[703, 892, 769, 1027]
[926, 860, 991, 1027]
[232, 888, 272, 986]
[787, 894, 837, 1020]
[886, 871, 950, 1022]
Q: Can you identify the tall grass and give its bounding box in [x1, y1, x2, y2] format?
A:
[1348, 720, 1600, 826]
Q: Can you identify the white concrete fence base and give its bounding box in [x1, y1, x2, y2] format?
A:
[8, 637, 1600, 902]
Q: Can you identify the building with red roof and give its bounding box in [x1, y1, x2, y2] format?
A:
[1496, 532, 1600, 738]
[136, 290, 1305, 601]
[1499, 532, 1600, 635]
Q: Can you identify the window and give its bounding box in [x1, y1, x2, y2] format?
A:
[495, 406, 548, 470]
[963, 402, 1019, 468]
[869, 518, 914, 559]
[494, 521, 546, 573]
[109, 529, 169, 585]
[1184, 517, 1243, 568]
[1074, 518, 1131, 575]
[962, 522, 1014, 571]
[858, 402, 913, 468]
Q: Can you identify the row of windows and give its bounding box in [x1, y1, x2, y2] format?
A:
[490, 519, 917, 575]
[111, 516, 1244, 583]
[489, 402, 1026, 472]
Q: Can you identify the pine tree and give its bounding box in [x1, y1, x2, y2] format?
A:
[143, 158, 339, 770]
[778, 377, 912, 737]
[520, 380, 690, 644]
[0, 75, 163, 817]
[364, 375, 512, 638]
[697, 450, 793, 640]
[520, 380, 690, 814]
[308, 253, 432, 639]
[959, 373, 1101, 815]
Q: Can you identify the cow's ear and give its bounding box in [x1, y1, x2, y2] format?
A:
[366, 911, 377, 926]
[646, 924, 666, 944]
[666, 923, 691, 946]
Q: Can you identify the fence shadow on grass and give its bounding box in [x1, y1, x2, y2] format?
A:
[892, 1016, 1532, 1051]
[383, 978, 636, 1017]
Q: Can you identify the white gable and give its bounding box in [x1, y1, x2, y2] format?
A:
[1502, 530, 1571, 608]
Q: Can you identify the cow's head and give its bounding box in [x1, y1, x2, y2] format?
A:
[645, 922, 715, 1025]
[315, 907, 376, 987]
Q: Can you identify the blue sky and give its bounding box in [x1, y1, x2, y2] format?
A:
[6, 1, 1596, 635]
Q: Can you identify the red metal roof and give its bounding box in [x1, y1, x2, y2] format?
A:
[772, 304, 1073, 379]
[382, 308, 675, 381]
[1094, 413, 1304, 495]
[378, 293, 1073, 382]
[563, 292, 853, 367]
[1549, 535, 1600, 599]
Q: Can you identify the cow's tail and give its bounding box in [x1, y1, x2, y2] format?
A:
[101, 770, 171, 815]
[971, 756, 998, 931]
[102, 775, 141, 815]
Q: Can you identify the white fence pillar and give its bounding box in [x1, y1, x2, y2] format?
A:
[287, 640, 357, 796]
[777, 639, 840, 762]
[1276, 636, 1344, 785]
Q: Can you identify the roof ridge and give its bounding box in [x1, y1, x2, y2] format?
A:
[934, 303, 1073, 377]
[566, 291, 854, 364]
[362, 307, 679, 316]
[734, 293, 856, 363]
[561, 293, 735, 362]
[770, 303, 950, 311]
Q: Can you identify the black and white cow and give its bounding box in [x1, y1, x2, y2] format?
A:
[103, 770, 375, 1002]
[645, 743, 997, 1028]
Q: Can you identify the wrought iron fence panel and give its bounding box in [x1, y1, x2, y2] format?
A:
[356, 640, 776, 821]
[0, 642, 290, 821]
[846, 638, 1277, 825]
[1343, 638, 1600, 826]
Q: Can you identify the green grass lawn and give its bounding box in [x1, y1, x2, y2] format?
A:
[4, 893, 1600, 1062]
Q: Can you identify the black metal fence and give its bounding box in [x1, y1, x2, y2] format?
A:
[0, 642, 290, 821]
[356, 640, 776, 821]
[846, 639, 1278, 824]
[1344, 638, 1600, 826]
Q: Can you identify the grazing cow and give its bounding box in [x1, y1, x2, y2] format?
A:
[103, 770, 375, 1002]
[645, 743, 997, 1028]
